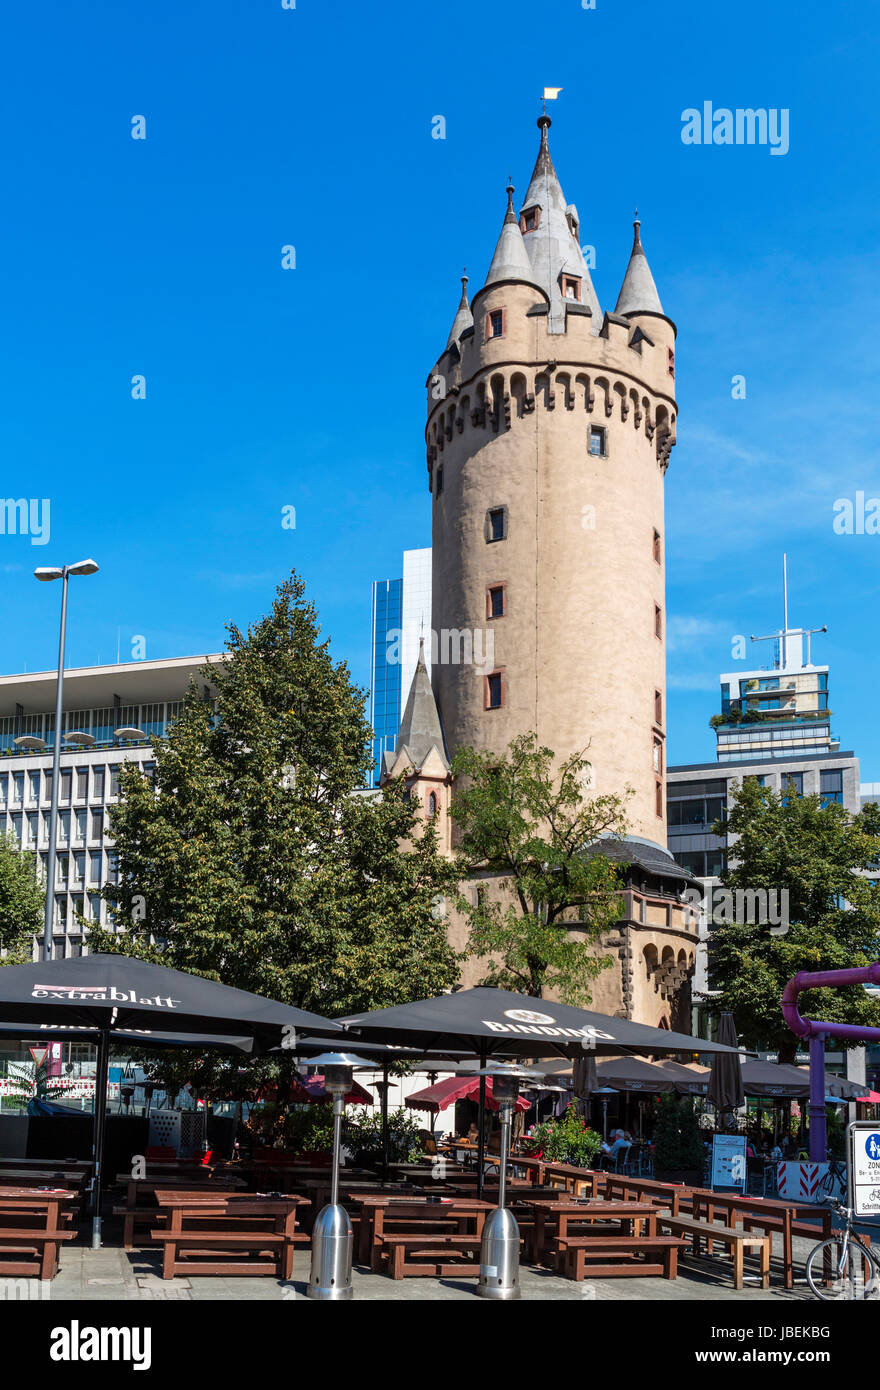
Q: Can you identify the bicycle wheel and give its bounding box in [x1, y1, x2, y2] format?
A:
[806, 1237, 880, 1300]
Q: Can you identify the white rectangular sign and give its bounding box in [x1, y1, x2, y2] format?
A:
[848, 1122, 880, 1217]
[711, 1133, 747, 1192]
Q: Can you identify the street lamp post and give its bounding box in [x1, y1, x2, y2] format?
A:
[34, 560, 99, 962]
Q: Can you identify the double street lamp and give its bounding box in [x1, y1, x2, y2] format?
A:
[33, 560, 99, 962]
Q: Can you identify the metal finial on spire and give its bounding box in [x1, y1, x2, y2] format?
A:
[504, 181, 516, 222]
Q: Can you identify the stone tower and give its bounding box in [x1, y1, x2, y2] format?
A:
[426, 116, 677, 848]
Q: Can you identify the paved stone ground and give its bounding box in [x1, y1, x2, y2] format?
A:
[43, 1233, 819, 1302]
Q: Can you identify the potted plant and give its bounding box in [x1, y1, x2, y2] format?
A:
[522, 1104, 602, 1168]
[653, 1094, 705, 1185]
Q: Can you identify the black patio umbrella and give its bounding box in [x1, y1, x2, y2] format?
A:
[0, 955, 341, 1245]
[338, 987, 744, 1193]
[653, 1058, 710, 1095]
[707, 1012, 745, 1130]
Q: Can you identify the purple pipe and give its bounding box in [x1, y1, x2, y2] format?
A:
[781, 963, 880, 1160]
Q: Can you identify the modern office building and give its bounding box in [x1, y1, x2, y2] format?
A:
[0, 654, 220, 959]
[368, 548, 431, 785]
[667, 577, 864, 1024]
[714, 558, 835, 764]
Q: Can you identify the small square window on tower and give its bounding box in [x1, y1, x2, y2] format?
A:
[588, 426, 607, 457]
[520, 207, 540, 233]
[487, 309, 505, 340]
[653, 737, 663, 774]
[561, 275, 581, 302]
[486, 584, 506, 619]
[656, 780, 664, 818]
[486, 506, 507, 542]
[654, 689, 663, 725]
[654, 604, 663, 639]
[667, 346, 675, 378]
[485, 671, 505, 710]
[653, 528, 662, 564]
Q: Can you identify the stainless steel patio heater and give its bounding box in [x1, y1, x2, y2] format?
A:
[475, 1064, 541, 1301]
[305, 1051, 370, 1301]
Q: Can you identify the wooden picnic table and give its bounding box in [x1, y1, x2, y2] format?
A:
[0, 1185, 78, 1279]
[113, 1173, 248, 1249]
[0, 1157, 93, 1174]
[602, 1174, 692, 1212]
[689, 1191, 832, 1289]
[0, 1167, 88, 1187]
[526, 1198, 660, 1265]
[352, 1194, 494, 1272]
[541, 1162, 603, 1196]
[152, 1189, 310, 1279]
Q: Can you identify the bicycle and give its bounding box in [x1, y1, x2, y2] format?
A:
[817, 1159, 847, 1200]
[805, 1197, 880, 1300]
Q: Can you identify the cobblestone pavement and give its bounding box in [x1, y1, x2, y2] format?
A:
[31, 1234, 819, 1302]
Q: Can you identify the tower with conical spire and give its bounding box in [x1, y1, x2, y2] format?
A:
[424, 116, 694, 1022]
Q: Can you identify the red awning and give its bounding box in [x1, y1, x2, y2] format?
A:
[288, 1074, 374, 1105]
[856, 1090, 880, 1104]
[405, 1075, 531, 1115]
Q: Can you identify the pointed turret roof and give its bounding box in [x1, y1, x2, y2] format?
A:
[381, 640, 450, 778]
[446, 274, 473, 347]
[614, 218, 664, 317]
[482, 184, 544, 293]
[520, 116, 601, 332]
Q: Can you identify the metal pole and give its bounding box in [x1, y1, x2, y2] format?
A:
[43, 569, 69, 962]
[330, 1095, 343, 1206]
[380, 1064, 389, 1181]
[809, 1033, 827, 1162]
[498, 1102, 510, 1209]
[477, 1041, 487, 1200]
[91, 1026, 110, 1249]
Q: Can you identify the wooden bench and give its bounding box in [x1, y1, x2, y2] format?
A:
[381, 1233, 485, 1279]
[151, 1229, 305, 1279]
[657, 1215, 770, 1289]
[0, 1227, 76, 1280]
[556, 1234, 686, 1281]
[152, 1191, 309, 1279]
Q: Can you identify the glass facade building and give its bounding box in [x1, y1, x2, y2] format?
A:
[369, 548, 433, 786]
[369, 577, 403, 785]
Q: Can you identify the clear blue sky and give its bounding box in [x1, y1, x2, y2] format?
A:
[1, 0, 878, 777]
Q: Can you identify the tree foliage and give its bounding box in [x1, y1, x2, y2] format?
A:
[90, 571, 461, 1017]
[449, 733, 630, 1002]
[0, 832, 43, 964]
[707, 778, 880, 1062]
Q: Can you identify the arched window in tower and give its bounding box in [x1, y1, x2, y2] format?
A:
[490, 374, 505, 431]
[510, 373, 527, 419]
[428, 792, 438, 816]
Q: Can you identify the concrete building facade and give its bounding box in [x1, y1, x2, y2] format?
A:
[0, 655, 219, 958]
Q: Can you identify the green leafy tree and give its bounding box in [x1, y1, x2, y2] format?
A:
[653, 1094, 706, 1173]
[708, 779, 880, 1062]
[449, 733, 630, 1002]
[90, 571, 461, 1021]
[0, 832, 43, 964]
